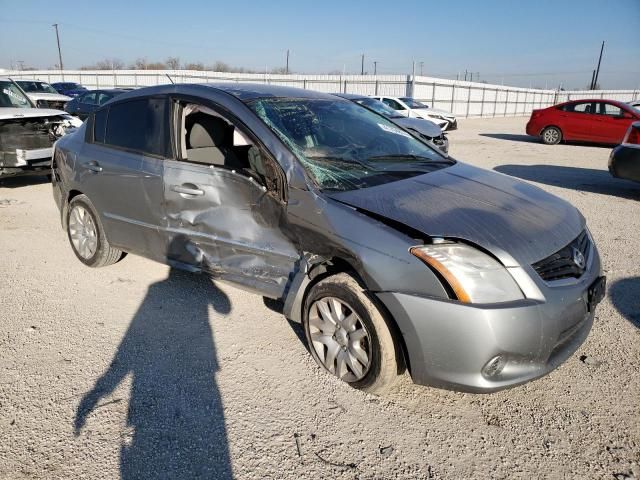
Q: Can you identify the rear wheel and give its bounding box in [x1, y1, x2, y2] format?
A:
[541, 126, 562, 145]
[67, 194, 124, 267]
[303, 273, 400, 394]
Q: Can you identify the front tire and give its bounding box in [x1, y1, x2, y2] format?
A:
[303, 273, 400, 394]
[541, 126, 562, 145]
[67, 194, 124, 267]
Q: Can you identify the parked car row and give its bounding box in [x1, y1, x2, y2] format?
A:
[0, 78, 82, 178]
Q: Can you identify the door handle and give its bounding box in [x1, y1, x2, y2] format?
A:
[171, 184, 204, 196]
[83, 161, 102, 173]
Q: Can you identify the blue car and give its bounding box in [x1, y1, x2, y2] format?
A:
[51, 82, 87, 97]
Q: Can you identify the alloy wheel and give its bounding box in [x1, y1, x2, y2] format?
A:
[68, 205, 98, 260]
[308, 297, 372, 382]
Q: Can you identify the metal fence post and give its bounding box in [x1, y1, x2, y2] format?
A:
[375, 79, 379, 96]
[431, 82, 436, 105]
[504, 90, 509, 116]
[465, 85, 471, 118]
[450, 83, 456, 113]
[493, 88, 498, 117]
[480, 86, 486, 117]
[303, 79, 307, 90]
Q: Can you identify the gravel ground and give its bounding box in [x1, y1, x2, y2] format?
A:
[1, 116, 638, 480]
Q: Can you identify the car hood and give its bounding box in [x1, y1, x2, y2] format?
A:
[26, 92, 72, 102]
[327, 162, 584, 267]
[393, 117, 443, 137]
[0, 107, 73, 120]
[422, 107, 455, 118]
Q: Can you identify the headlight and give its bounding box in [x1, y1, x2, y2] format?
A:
[410, 242, 524, 303]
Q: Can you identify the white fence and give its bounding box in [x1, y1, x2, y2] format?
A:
[7, 70, 639, 119]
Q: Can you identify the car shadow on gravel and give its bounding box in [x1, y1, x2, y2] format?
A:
[609, 277, 640, 329]
[74, 267, 234, 479]
[494, 164, 640, 200]
[480, 134, 613, 148]
[0, 174, 50, 188]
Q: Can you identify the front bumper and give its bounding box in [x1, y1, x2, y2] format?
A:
[445, 118, 457, 130]
[376, 251, 603, 392]
[0, 147, 53, 178]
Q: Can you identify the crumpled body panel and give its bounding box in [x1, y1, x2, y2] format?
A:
[163, 160, 300, 299]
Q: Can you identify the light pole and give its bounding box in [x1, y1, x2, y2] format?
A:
[52, 23, 64, 79]
[285, 49, 289, 74]
[419, 61, 424, 76]
[373, 61, 377, 75]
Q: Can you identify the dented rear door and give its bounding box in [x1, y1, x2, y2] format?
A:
[163, 160, 300, 299]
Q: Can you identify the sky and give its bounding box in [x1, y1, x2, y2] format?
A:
[1, 0, 639, 89]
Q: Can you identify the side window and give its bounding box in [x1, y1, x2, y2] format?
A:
[81, 93, 97, 105]
[94, 108, 107, 143]
[599, 103, 622, 116]
[570, 102, 596, 114]
[382, 98, 404, 110]
[180, 103, 283, 194]
[104, 98, 170, 157]
[97, 93, 112, 105]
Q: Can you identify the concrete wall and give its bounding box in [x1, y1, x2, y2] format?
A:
[7, 70, 639, 118]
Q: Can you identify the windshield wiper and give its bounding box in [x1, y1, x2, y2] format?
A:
[305, 155, 374, 171]
[367, 154, 453, 164]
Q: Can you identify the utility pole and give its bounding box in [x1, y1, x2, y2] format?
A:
[476, 72, 480, 82]
[361, 54, 364, 75]
[16, 60, 24, 71]
[373, 61, 377, 75]
[589, 70, 596, 90]
[592, 41, 605, 90]
[464, 70, 468, 81]
[419, 61, 424, 76]
[285, 49, 289, 74]
[52, 23, 64, 79]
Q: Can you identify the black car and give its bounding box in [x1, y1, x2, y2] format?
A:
[65, 89, 128, 120]
[609, 121, 640, 182]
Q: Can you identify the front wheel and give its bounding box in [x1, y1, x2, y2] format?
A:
[67, 194, 124, 267]
[541, 126, 562, 145]
[303, 273, 401, 394]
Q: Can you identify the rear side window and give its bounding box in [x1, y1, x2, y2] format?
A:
[104, 98, 170, 157]
[94, 108, 107, 143]
[562, 102, 595, 114]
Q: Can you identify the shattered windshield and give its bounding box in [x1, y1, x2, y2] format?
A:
[0, 81, 33, 108]
[248, 97, 452, 191]
[354, 97, 403, 118]
[17, 81, 58, 94]
[400, 97, 429, 109]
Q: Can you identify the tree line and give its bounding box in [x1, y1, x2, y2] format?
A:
[78, 57, 287, 73]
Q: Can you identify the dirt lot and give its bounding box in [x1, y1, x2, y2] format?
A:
[1, 116, 639, 480]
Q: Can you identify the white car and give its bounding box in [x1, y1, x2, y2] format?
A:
[1, 78, 82, 178]
[374, 96, 458, 130]
[15, 80, 72, 110]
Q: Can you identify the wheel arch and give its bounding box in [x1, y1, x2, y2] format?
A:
[283, 255, 409, 374]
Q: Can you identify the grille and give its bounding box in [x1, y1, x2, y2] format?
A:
[532, 231, 590, 282]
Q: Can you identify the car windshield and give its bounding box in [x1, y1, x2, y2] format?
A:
[248, 97, 451, 191]
[354, 97, 403, 118]
[0, 80, 33, 108]
[400, 97, 429, 109]
[17, 81, 58, 94]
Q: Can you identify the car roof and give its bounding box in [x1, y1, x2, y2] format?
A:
[332, 93, 367, 100]
[202, 82, 339, 101]
[559, 98, 631, 108]
[106, 82, 343, 104]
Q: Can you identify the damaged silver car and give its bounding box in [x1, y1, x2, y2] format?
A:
[1, 78, 81, 178]
[52, 84, 605, 394]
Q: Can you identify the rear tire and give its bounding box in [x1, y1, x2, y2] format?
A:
[303, 273, 400, 394]
[66, 194, 124, 267]
[541, 126, 562, 145]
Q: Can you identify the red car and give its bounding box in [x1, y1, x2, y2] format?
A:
[526, 99, 640, 145]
